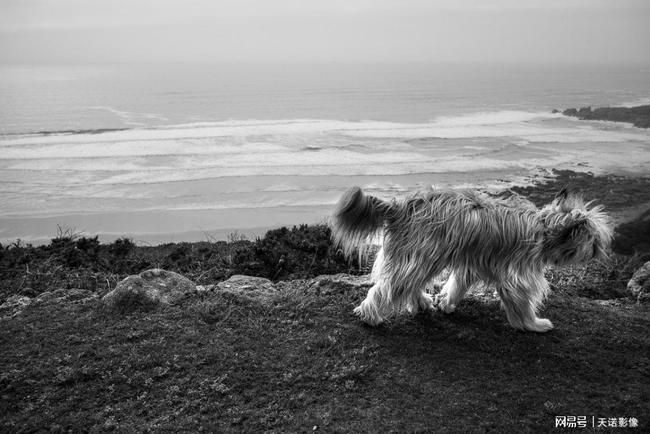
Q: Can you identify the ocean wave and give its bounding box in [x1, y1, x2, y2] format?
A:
[1, 111, 648, 187]
[0, 127, 130, 137]
[0, 142, 288, 160]
[86, 106, 169, 126]
[4, 139, 646, 184]
[2, 111, 646, 154]
[430, 110, 560, 126]
[616, 97, 650, 108]
[165, 198, 337, 212]
[88, 154, 573, 185]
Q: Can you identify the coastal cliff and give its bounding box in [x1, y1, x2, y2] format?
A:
[561, 105, 650, 128]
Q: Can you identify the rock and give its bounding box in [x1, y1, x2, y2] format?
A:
[309, 274, 372, 294]
[1, 288, 98, 319]
[627, 261, 650, 303]
[196, 284, 216, 293]
[0, 295, 33, 310]
[102, 269, 196, 311]
[36, 288, 96, 304]
[563, 108, 578, 117]
[217, 275, 277, 300]
[0, 295, 33, 318]
[562, 104, 650, 128]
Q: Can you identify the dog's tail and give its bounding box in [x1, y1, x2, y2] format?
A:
[540, 188, 613, 266]
[330, 186, 393, 258]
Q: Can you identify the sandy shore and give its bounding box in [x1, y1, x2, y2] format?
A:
[0, 168, 543, 245]
[1, 168, 648, 247]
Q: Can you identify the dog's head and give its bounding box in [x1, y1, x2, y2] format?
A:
[539, 188, 613, 266]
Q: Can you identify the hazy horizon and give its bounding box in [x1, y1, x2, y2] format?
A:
[1, 0, 649, 65]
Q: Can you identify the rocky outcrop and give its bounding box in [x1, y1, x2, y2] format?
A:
[308, 274, 373, 295]
[628, 261, 650, 303]
[0, 295, 33, 318]
[562, 105, 650, 128]
[36, 288, 97, 304]
[0, 288, 97, 318]
[102, 269, 196, 312]
[217, 275, 278, 301]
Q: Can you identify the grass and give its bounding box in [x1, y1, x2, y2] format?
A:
[1, 274, 648, 432]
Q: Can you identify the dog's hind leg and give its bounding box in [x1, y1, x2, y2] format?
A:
[435, 269, 474, 313]
[354, 282, 390, 325]
[497, 274, 553, 333]
[393, 254, 446, 317]
[414, 290, 435, 313]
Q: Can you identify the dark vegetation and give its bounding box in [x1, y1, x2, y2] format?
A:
[510, 170, 650, 213]
[1, 169, 649, 431]
[0, 224, 357, 301]
[561, 105, 650, 128]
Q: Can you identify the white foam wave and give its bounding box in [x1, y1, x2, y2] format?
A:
[616, 97, 650, 108]
[89, 154, 574, 185]
[431, 110, 559, 126]
[166, 198, 337, 212]
[2, 111, 645, 159]
[87, 106, 168, 126]
[341, 121, 646, 142]
[1, 111, 648, 189]
[0, 141, 288, 160]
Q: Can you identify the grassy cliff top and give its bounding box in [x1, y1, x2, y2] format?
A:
[1, 169, 649, 431]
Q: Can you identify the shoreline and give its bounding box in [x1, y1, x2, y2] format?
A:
[1, 168, 648, 247]
[0, 168, 551, 246]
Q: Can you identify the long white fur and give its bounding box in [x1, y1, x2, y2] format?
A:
[331, 187, 612, 332]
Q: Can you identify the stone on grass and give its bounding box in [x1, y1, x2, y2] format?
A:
[309, 274, 372, 295]
[102, 268, 196, 311]
[627, 261, 650, 303]
[0, 295, 33, 318]
[217, 275, 277, 300]
[1, 288, 98, 319]
[196, 284, 216, 293]
[36, 288, 96, 304]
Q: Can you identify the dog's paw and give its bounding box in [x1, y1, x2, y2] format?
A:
[418, 292, 436, 311]
[525, 318, 554, 333]
[353, 304, 384, 326]
[434, 293, 456, 314]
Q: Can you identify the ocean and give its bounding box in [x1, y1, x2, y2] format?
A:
[0, 62, 649, 244]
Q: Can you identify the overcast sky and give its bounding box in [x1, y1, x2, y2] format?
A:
[1, 0, 648, 64]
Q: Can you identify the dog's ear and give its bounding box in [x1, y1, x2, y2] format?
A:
[552, 187, 577, 212]
[554, 187, 569, 201]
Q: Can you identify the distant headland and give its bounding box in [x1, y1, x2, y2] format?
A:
[555, 105, 650, 128]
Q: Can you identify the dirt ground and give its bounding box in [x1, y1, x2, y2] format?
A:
[1, 274, 648, 432]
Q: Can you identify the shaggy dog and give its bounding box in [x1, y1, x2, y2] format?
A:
[331, 186, 612, 332]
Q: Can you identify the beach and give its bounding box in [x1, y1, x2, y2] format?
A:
[1, 113, 648, 245]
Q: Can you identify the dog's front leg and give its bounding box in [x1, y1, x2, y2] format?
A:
[497, 276, 554, 333]
[435, 270, 473, 313]
[435, 271, 457, 313]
